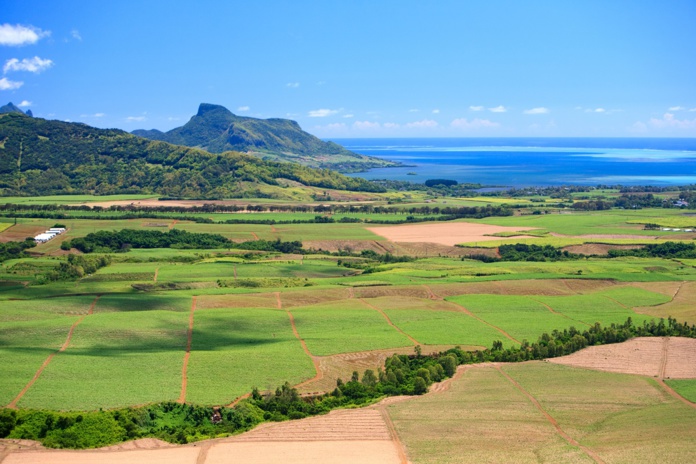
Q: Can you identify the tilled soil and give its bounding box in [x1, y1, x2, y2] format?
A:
[549, 337, 696, 379]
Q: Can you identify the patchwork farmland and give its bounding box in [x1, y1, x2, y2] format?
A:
[1, 201, 696, 462]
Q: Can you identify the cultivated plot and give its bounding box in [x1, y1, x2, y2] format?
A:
[185, 307, 315, 405]
[17, 310, 188, 410]
[291, 300, 414, 356]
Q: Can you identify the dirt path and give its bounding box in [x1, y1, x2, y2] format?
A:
[250, 232, 259, 240]
[276, 292, 323, 390]
[6, 296, 100, 409]
[169, 220, 178, 230]
[529, 298, 591, 327]
[658, 337, 669, 379]
[178, 296, 196, 404]
[359, 299, 420, 346]
[423, 284, 440, 300]
[153, 268, 159, 283]
[494, 365, 605, 464]
[603, 295, 629, 309]
[447, 300, 521, 345]
[377, 405, 409, 464]
[347, 287, 355, 299]
[672, 281, 686, 301]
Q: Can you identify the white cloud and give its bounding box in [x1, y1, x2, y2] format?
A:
[0, 77, 23, 90]
[237, 106, 250, 112]
[668, 106, 686, 111]
[408, 109, 419, 113]
[308, 108, 339, 118]
[383, 122, 400, 129]
[18, 100, 31, 107]
[648, 113, 696, 130]
[450, 118, 500, 129]
[3, 56, 54, 74]
[80, 112, 105, 118]
[0, 24, 50, 46]
[286, 82, 300, 88]
[586, 108, 606, 113]
[469, 106, 484, 111]
[489, 105, 507, 113]
[523, 107, 549, 115]
[342, 114, 354, 118]
[167, 117, 180, 121]
[405, 119, 438, 129]
[125, 116, 147, 122]
[432, 109, 440, 114]
[353, 120, 380, 130]
[71, 29, 82, 41]
[690, 108, 696, 112]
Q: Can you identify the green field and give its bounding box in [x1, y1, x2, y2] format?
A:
[186, 308, 316, 405]
[388, 363, 696, 464]
[1, 204, 695, 428]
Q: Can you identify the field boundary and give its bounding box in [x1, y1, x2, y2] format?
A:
[446, 300, 521, 345]
[278, 292, 323, 390]
[495, 365, 605, 464]
[6, 295, 100, 409]
[178, 296, 196, 403]
[529, 297, 591, 327]
[359, 298, 421, 346]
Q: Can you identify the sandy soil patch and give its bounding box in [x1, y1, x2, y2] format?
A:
[206, 441, 399, 464]
[549, 337, 696, 378]
[2, 446, 199, 464]
[367, 222, 537, 246]
[562, 243, 643, 256]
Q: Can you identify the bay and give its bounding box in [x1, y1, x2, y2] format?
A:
[335, 137, 696, 187]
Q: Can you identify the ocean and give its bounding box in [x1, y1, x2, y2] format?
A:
[334, 138, 696, 188]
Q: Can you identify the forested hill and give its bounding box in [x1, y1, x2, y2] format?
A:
[0, 112, 384, 197]
[132, 103, 398, 172]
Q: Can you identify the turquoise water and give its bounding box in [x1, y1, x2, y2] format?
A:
[335, 138, 696, 187]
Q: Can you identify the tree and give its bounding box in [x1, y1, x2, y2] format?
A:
[413, 377, 427, 395]
[361, 370, 377, 387]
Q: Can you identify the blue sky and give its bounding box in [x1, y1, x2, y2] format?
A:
[2, 0, 695, 138]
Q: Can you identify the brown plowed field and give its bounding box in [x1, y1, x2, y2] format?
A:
[550, 337, 696, 379]
[367, 222, 537, 246]
[562, 243, 643, 256]
[297, 345, 463, 395]
[633, 281, 696, 324]
[231, 408, 391, 442]
[0, 224, 46, 243]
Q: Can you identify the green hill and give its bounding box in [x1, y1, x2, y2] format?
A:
[0, 112, 384, 197]
[132, 103, 398, 172]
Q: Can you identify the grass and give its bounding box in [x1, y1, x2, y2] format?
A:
[389, 362, 696, 463]
[291, 300, 414, 355]
[665, 379, 696, 402]
[364, 296, 512, 347]
[17, 310, 188, 410]
[0, 317, 82, 406]
[446, 294, 583, 342]
[186, 308, 316, 405]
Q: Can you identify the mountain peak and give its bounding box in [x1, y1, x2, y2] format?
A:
[0, 102, 29, 116]
[196, 103, 233, 117]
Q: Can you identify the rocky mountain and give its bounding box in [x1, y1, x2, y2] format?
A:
[0, 102, 32, 116]
[133, 103, 398, 172]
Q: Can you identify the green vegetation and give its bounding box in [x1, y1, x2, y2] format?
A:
[666, 379, 696, 402]
[132, 103, 399, 172]
[63, 229, 231, 253]
[0, 112, 384, 197]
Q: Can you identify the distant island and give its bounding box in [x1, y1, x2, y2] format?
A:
[133, 103, 400, 173]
